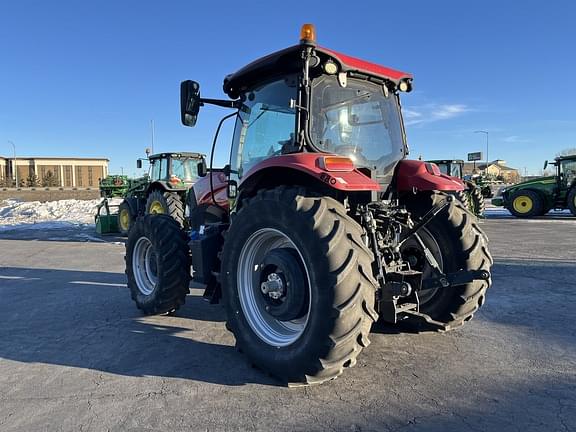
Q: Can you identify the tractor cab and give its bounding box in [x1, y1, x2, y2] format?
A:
[556, 156, 576, 190]
[139, 152, 206, 189]
[427, 160, 464, 179]
[181, 24, 416, 197]
[545, 155, 576, 201]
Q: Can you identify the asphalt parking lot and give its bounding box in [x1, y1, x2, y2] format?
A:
[0, 213, 575, 432]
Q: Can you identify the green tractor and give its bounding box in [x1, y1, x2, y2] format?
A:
[117, 152, 207, 235]
[427, 159, 486, 216]
[492, 155, 576, 217]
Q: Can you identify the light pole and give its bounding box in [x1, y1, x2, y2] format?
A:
[150, 119, 155, 154]
[8, 140, 17, 187]
[474, 131, 489, 175]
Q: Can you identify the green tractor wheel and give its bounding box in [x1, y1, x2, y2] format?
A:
[507, 190, 543, 218]
[145, 190, 185, 226]
[118, 201, 135, 236]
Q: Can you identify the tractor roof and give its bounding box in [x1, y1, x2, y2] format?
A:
[556, 154, 576, 161]
[223, 44, 412, 99]
[149, 152, 205, 160]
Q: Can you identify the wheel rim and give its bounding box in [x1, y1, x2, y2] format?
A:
[119, 208, 130, 231]
[149, 201, 165, 214]
[133, 236, 158, 296]
[513, 195, 533, 213]
[237, 228, 311, 347]
[400, 227, 444, 305]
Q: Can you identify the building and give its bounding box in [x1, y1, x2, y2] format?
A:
[463, 159, 520, 183]
[0, 156, 109, 187]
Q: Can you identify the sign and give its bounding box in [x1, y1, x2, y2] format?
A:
[468, 152, 483, 162]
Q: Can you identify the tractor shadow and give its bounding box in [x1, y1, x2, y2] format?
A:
[0, 224, 127, 243]
[0, 266, 279, 387]
[373, 258, 576, 344]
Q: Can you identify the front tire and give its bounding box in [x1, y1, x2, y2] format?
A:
[118, 200, 135, 236]
[506, 189, 543, 218]
[401, 192, 492, 328]
[125, 215, 191, 315]
[221, 187, 378, 385]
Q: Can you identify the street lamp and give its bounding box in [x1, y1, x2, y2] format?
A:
[8, 140, 17, 187]
[474, 131, 489, 175]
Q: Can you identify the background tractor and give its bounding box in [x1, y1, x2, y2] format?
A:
[116, 152, 206, 235]
[492, 154, 576, 217]
[124, 25, 492, 385]
[427, 159, 486, 216]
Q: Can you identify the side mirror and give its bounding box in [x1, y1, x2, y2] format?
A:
[180, 80, 202, 127]
[543, 161, 548, 170]
[137, 159, 142, 169]
[197, 160, 207, 177]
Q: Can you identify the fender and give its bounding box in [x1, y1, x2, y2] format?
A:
[396, 160, 465, 192]
[194, 172, 229, 208]
[240, 154, 380, 192]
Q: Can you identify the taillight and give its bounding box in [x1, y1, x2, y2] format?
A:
[318, 156, 355, 172]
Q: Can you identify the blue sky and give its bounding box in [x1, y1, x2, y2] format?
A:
[1, 0, 575, 177]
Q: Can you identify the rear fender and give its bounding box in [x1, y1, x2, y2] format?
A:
[395, 160, 465, 192]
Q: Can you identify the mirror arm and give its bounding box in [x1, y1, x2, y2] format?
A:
[200, 98, 241, 109]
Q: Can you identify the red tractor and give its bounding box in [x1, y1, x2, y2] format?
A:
[125, 25, 492, 385]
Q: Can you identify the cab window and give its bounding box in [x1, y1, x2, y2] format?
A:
[230, 76, 297, 177]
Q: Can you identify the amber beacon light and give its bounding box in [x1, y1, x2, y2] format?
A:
[300, 23, 316, 43]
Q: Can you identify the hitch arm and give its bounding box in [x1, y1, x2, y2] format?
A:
[398, 196, 452, 247]
[421, 269, 491, 291]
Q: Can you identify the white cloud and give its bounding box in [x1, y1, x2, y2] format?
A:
[503, 135, 530, 143]
[404, 104, 470, 126]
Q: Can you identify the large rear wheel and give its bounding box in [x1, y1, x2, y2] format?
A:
[401, 192, 492, 328]
[125, 215, 191, 314]
[221, 187, 378, 385]
[467, 184, 486, 217]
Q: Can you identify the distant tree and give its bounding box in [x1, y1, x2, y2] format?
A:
[0, 177, 16, 187]
[556, 148, 576, 157]
[42, 170, 59, 187]
[26, 174, 40, 187]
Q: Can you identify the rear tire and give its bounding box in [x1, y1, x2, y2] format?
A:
[125, 215, 191, 315]
[568, 188, 576, 216]
[146, 190, 185, 226]
[506, 189, 543, 218]
[467, 184, 486, 217]
[450, 190, 469, 209]
[118, 200, 135, 236]
[221, 187, 378, 385]
[401, 192, 492, 329]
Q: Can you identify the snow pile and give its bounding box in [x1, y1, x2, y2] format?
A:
[0, 199, 103, 231]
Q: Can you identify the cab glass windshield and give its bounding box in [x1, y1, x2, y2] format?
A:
[171, 157, 199, 182]
[309, 75, 406, 172]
